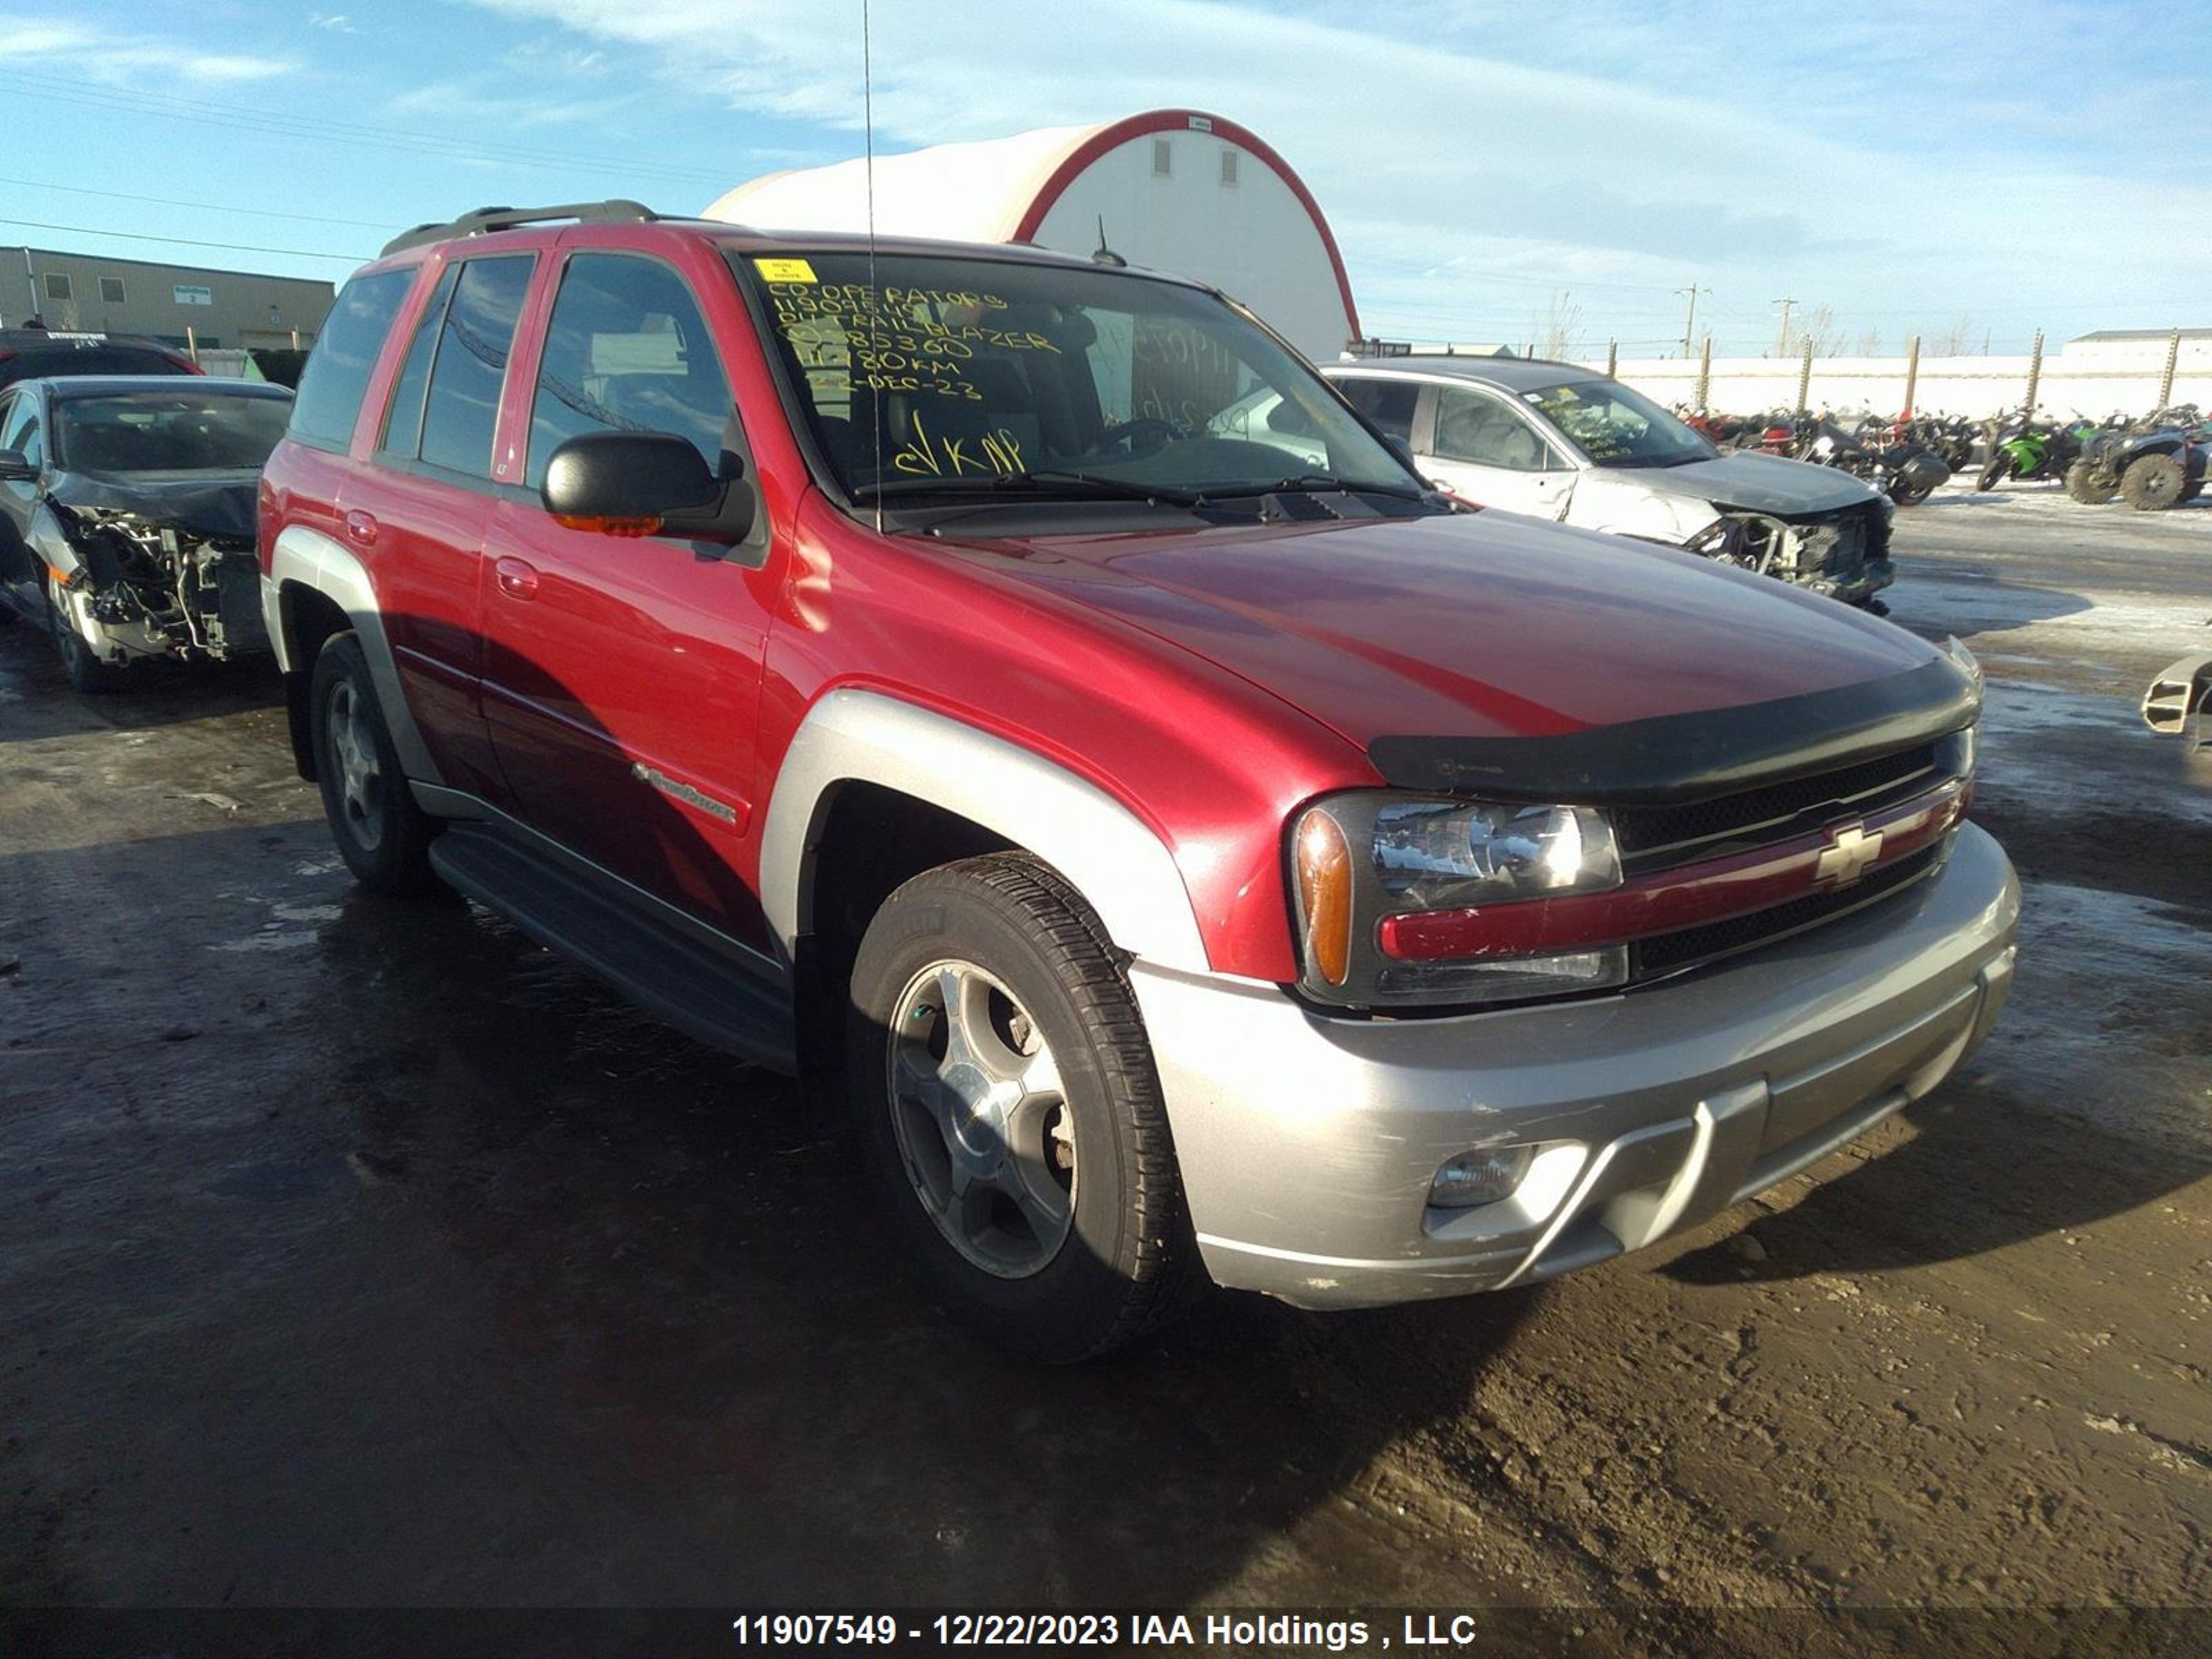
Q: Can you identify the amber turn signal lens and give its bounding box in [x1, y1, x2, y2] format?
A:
[1295, 809, 1354, 986]
[554, 514, 662, 538]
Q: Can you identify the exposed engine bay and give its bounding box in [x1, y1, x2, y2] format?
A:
[41, 474, 268, 664]
[1683, 498, 1895, 610]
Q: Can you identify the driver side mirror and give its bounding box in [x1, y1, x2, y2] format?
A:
[541, 431, 756, 549]
[0, 448, 36, 482]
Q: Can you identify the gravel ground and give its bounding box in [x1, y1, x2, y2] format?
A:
[1, 480, 2206, 1655]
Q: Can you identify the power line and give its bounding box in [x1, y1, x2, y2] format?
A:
[0, 216, 368, 263]
[0, 176, 396, 231]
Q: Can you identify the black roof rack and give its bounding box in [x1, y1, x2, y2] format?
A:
[379, 200, 661, 258]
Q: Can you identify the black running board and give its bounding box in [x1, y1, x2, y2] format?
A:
[429, 824, 797, 1073]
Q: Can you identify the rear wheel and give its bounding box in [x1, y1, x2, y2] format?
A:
[2063, 460, 2118, 505]
[2121, 452, 2186, 512]
[310, 631, 444, 895]
[844, 854, 1199, 1361]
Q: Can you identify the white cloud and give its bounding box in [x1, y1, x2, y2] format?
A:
[0, 17, 299, 83]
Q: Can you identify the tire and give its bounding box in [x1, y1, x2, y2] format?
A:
[844, 853, 1200, 1362]
[310, 630, 445, 895]
[2182, 477, 2204, 505]
[1975, 455, 2010, 492]
[47, 579, 128, 693]
[2121, 452, 2186, 512]
[2063, 460, 2118, 505]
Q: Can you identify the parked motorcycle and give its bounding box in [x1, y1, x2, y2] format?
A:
[1797, 413, 1951, 506]
[1975, 411, 2097, 492]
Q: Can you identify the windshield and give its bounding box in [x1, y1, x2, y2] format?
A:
[738, 250, 1418, 505]
[55, 391, 292, 472]
[1520, 379, 1713, 469]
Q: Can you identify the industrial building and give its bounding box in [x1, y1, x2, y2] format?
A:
[706, 109, 1360, 362]
[1, 247, 335, 352]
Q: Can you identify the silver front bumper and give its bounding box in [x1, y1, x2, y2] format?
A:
[1132, 824, 2019, 1309]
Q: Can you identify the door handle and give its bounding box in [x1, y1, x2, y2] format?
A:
[494, 556, 540, 600]
[344, 509, 377, 547]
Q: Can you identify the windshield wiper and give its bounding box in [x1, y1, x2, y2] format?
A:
[852, 470, 1204, 507]
[1199, 473, 1431, 503]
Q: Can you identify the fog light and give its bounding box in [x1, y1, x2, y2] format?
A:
[1429, 1145, 1535, 1209]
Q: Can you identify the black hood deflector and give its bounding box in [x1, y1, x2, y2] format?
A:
[1369, 655, 1980, 805]
[46, 469, 260, 543]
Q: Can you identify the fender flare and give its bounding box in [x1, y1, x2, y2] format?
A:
[759, 688, 1212, 974]
[263, 523, 444, 785]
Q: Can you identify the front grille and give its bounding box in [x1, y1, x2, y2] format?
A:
[1613, 741, 1943, 867]
[1632, 843, 1944, 980]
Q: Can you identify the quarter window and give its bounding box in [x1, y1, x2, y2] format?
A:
[1432, 387, 1559, 471]
[289, 268, 415, 452]
[527, 253, 736, 489]
[418, 255, 534, 478]
[378, 263, 461, 460]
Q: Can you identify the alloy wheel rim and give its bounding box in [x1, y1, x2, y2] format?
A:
[885, 958, 1076, 1279]
[327, 681, 385, 852]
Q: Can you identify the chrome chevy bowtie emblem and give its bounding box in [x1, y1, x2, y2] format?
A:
[1814, 823, 1884, 887]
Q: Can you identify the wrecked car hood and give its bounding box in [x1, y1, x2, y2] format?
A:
[949, 507, 1946, 755]
[1609, 450, 1878, 515]
[45, 468, 261, 543]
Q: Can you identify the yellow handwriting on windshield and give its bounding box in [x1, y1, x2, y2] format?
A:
[892, 413, 1027, 478]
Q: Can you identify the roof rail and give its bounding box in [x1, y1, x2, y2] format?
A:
[379, 200, 660, 258]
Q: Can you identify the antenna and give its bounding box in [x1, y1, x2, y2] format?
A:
[1091, 215, 1126, 268]
[862, 0, 883, 532]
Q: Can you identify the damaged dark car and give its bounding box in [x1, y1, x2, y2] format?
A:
[0, 376, 291, 691]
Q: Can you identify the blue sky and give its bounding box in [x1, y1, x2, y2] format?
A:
[3, 0, 2202, 357]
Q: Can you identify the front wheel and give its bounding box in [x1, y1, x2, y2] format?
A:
[48, 580, 128, 693]
[310, 631, 445, 895]
[845, 854, 1199, 1361]
[2121, 453, 2186, 512]
[1975, 453, 2011, 492]
[2063, 460, 2118, 505]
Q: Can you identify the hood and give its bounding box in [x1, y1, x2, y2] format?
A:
[46, 468, 261, 543]
[945, 508, 1965, 796]
[1618, 449, 1878, 515]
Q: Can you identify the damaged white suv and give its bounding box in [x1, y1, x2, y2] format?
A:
[1320, 356, 1896, 610]
[0, 375, 291, 690]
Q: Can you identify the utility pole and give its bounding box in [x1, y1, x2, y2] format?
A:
[1675, 284, 1709, 358]
[1771, 297, 1796, 357]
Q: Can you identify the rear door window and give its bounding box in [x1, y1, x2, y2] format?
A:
[418, 256, 535, 478]
[288, 269, 415, 451]
[525, 252, 735, 489]
[1336, 376, 1418, 442]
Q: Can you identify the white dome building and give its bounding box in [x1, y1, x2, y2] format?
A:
[703, 109, 1360, 362]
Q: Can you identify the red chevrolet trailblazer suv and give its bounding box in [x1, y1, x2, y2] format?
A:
[259, 202, 2018, 1360]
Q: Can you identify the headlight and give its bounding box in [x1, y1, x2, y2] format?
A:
[1292, 794, 1627, 1010]
[1373, 799, 1620, 909]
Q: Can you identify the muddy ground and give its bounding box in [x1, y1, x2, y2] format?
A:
[1, 480, 2207, 1653]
